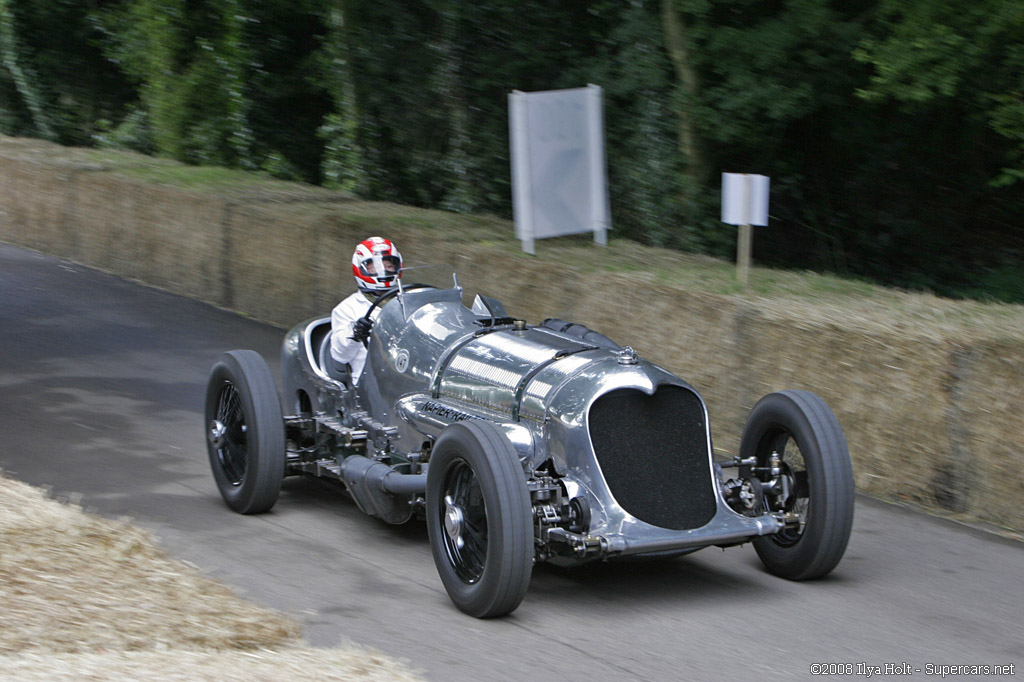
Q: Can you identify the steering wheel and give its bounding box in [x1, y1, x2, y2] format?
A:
[357, 283, 436, 347]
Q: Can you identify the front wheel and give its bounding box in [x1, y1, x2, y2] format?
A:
[742, 390, 854, 580]
[204, 350, 285, 514]
[426, 421, 533, 618]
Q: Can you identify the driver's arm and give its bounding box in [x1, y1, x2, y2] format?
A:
[330, 296, 370, 365]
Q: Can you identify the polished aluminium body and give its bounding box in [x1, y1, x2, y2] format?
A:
[280, 284, 785, 564]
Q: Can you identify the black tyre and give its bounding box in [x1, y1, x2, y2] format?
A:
[741, 390, 854, 580]
[205, 350, 286, 514]
[426, 421, 533, 618]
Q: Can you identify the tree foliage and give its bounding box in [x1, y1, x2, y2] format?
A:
[1, 0, 1022, 301]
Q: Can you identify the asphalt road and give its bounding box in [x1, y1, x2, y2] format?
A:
[1, 242, 1021, 681]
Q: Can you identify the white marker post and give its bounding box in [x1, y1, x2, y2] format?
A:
[721, 173, 770, 286]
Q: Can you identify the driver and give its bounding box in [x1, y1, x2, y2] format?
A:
[330, 236, 403, 384]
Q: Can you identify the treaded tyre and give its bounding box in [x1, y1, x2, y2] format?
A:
[426, 421, 533, 618]
[741, 390, 854, 580]
[205, 350, 286, 514]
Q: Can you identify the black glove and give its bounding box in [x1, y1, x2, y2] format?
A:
[351, 317, 373, 344]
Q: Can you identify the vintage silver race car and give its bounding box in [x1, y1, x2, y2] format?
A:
[204, 278, 854, 617]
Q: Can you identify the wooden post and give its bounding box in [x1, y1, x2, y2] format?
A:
[736, 173, 753, 286]
[737, 223, 751, 286]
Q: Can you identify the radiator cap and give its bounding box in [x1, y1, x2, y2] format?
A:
[616, 346, 638, 365]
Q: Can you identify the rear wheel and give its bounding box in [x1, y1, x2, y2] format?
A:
[742, 390, 854, 580]
[205, 350, 285, 514]
[426, 421, 533, 618]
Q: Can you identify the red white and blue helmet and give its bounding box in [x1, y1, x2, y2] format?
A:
[352, 237, 403, 293]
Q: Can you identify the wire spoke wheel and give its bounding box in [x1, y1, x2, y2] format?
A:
[212, 381, 248, 486]
[427, 421, 533, 618]
[741, 390, 854, 580]
[440, 459, 489, 583]
[204, 350, 286, 515]
[760, 431, 809, 548]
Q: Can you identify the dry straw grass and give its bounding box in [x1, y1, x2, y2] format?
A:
[0, 473, 423, 681]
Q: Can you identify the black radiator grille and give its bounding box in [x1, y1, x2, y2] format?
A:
[588, 386, 717, 530]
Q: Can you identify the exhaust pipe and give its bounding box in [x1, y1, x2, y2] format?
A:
[338, 454, 426, 524]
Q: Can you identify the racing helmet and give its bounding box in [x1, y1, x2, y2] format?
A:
[352, 237, 403, 293]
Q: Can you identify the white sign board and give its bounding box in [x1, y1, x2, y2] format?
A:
[509, 85, 610, 254]
[721, 173, 770, 226]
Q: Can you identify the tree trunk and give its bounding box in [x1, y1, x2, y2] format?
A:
[434, 5, 473, 212]
[660, 0, 705, 184]
[321, 0, 367, 193]
[219, 0, 255, 169]
[0, 0, 56, 140]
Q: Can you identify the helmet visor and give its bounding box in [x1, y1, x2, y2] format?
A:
[359, 254, 401, 282]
